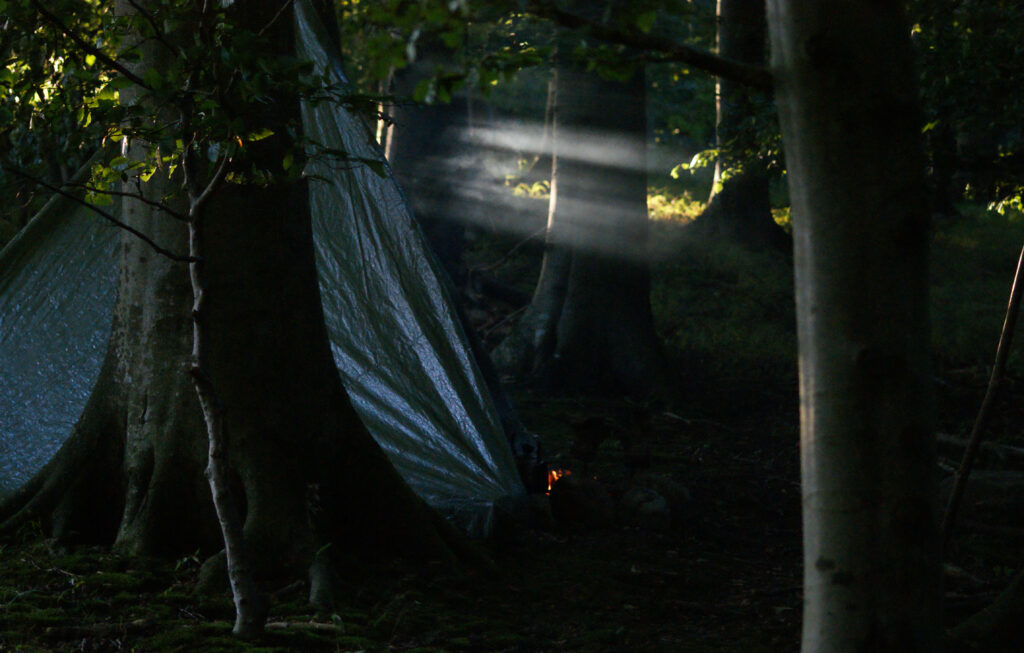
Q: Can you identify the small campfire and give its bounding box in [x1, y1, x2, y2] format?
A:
[546, 468, 572, 495]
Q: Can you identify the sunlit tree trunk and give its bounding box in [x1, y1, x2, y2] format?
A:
[492, 66, 570, 383]
[495, 61, 665, 398]
[768, 2, 940, 651]
[699, 0, 788, 253]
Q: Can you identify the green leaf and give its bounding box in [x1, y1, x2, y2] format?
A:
[440, 30, 461, 49]
[636, 11, 657, 34]
[142, 67, 163, 90]
[247, 128, 275, 142]
[412, 79, 433, 103]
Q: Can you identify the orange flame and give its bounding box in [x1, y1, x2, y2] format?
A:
[546, 468, 572, 494]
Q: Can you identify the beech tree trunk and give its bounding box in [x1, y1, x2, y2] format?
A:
[698, 0, 789, 254]
[0, 0, 468, 603]
[768, 2, 940, 651]
[495, 62, 665, 398]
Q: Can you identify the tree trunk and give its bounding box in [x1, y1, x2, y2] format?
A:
[1, 0, 468, 603]
[699, 0, 789, 254]
[492, 65, 570, 383]
[549, 65, 665, 397]
[495, 62, 666, 398]
[768, 2, 940, 651]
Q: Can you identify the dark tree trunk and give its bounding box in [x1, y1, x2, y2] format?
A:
[548, 65, 664, 397]
[698, 0, 789, 254]
[495, 62, 666, 398]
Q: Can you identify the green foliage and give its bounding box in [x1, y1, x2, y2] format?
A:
[0, 0, 117, 223]
[649, 61, 715, 150]
[910, 0, 1024, 206]
[0, 0, 379, 229]
[511, 179, 550, 199]
[647, 187, 704, 222]
[338, 0, 552, 103]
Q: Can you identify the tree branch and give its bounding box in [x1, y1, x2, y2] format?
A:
[3, 164, 195, 263]
[190, 153, 230, 212]
[258, 0, 295, 37]
[522, 1, 773, 90]
[63, 180, 189, 222]
[28, 0, 152, 90]
[942, 239, 1024, 549]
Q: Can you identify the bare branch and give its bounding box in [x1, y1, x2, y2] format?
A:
[258, 0, 296, 37]
[190, 154, 231, 214]
[3, 164, 195, 263]
[522, 1, 773, 91]
[28, 0, 152, 91]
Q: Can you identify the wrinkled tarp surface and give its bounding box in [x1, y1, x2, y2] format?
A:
[0, 0, 523, 531]
[295, 0, 523, 528]
[0, 190, 118, 496]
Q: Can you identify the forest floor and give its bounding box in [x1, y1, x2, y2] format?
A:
[0, 391, 806, 653]
[3, 204, 1024, 651]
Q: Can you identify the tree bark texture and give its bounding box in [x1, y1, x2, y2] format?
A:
[494, 63, 665, 398]
[768, 2, 940, 651]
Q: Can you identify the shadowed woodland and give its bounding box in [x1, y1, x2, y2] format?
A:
[2, 0, 1024, 651]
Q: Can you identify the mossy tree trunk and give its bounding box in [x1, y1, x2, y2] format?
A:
[768, 1, 940, 650]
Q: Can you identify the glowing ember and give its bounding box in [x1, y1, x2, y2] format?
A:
[546, 468, 572, 494]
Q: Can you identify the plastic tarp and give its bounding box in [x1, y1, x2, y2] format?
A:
[0, 0, 523, 532]
[295, 0, 523, 530]
[0, 187, 119, 496]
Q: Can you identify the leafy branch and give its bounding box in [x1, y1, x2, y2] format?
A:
[2, 162, 195, 262]
[27, 0, 152, 90]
